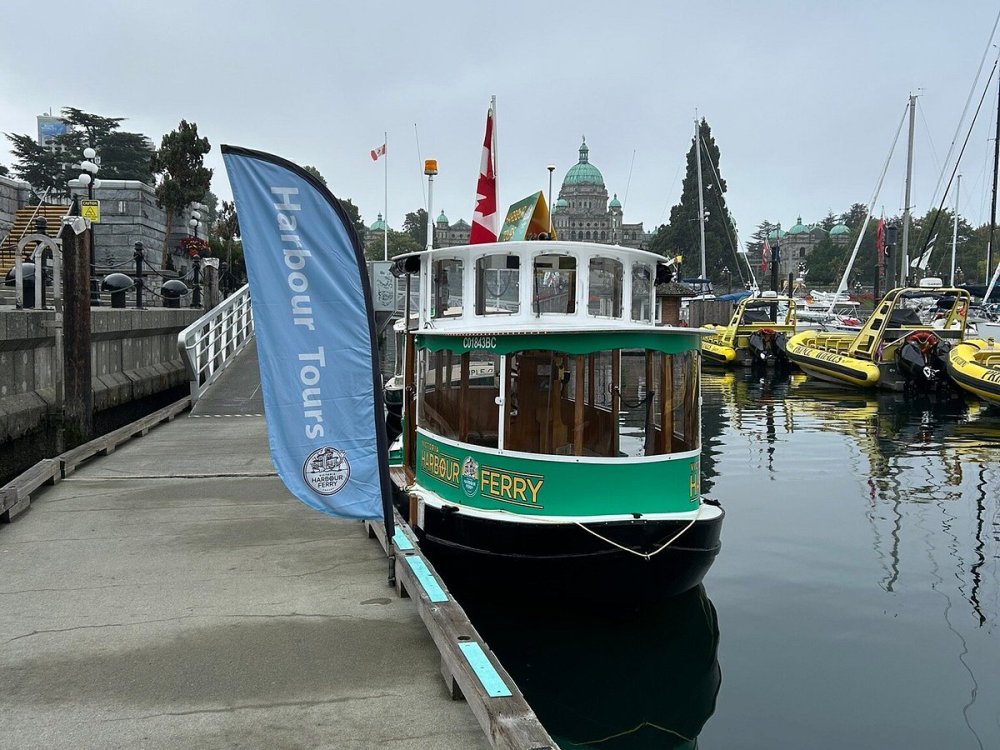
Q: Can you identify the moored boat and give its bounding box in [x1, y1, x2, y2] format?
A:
[945, 338, 1000, 406]
[388, 240, 723, 597]
[786, 285, 972, 393]
[701, 291, 795, 367]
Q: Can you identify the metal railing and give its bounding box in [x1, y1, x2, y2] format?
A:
[177, 283, 254, 403]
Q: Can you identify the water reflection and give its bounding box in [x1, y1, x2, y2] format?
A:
[700, 370, 1000, 748]
[445, 580, 720, 749]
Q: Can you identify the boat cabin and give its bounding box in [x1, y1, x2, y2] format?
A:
[390, 242, 703, 514]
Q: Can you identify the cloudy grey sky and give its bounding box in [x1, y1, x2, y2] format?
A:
[2, 0, 999, 251]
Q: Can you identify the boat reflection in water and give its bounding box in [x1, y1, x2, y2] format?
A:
[439, 572, 721, 749]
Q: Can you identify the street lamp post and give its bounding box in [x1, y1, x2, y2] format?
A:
[78, 147, 101, 305]
[722, 265, 731, 293]
[189, 208, 203, 308]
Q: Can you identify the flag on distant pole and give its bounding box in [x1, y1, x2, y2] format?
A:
[372, 134, 389, 261]
[761, 236, 771, 273]
[370, 143, 386, 161]
[469, 104, 498, 244]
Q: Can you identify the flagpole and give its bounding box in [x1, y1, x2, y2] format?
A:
[951, 174, 960, 286]
[491, 95, 499, 222]
[383, 130, 388, 262]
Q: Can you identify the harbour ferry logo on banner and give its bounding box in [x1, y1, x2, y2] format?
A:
[303, 447, 351, 496]
[461, 457, 480, 497]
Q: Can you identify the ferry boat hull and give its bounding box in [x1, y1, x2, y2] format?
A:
[946, 339, 1000, 406]
[401, 488, 724, 598]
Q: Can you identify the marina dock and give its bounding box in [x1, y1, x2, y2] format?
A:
[1, 343, 550, 749]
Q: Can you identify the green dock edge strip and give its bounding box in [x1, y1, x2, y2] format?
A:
[404, 556, 448, 602]
[458, 641, 513, 698]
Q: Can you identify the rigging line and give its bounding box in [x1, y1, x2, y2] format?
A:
[621, 148, 636, 212]
[915, 59, 999, 262]
[828, 100, 909, 311]
[926, 20, 1000, 210]
[701, 134, 748, 285]
[918, 100, 943, 186]
[658, 155, 685, 224]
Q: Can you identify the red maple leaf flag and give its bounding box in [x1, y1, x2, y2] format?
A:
[761, 236, 771, 273]
[370, 143, 386, 161]
[469, 107, 497, 244]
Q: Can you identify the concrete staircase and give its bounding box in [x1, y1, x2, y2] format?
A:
[0, 203, 71, 278]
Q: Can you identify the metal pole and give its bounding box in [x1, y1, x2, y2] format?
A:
[547, 165, 555, 237]
[951, 174, 961, 286]
[134, 241, 144, 309]
[901, 94, 917, 285]
[695, 116, 707, 279]
[988, 72, 1000, 284]
[383, 130, 389, 262]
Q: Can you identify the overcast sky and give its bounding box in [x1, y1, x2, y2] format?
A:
[2, 1, 1000, 250]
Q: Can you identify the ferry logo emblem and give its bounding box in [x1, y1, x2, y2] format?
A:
[461, 456, 479, 497]
[303, 446, 351, 496]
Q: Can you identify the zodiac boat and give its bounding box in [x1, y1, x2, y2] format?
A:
[945, 338, 1000, 406]
[387, 240, 723, 597]
[786, 285, 971, 393]
[701, 291, 796, 367]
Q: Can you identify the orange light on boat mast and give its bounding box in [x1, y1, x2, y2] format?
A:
[424, 159, 438, 175]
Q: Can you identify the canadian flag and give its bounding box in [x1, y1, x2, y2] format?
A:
[469, 108, 497, 244]
[761, 236, 771, 273]
[370, 143, 386, 161]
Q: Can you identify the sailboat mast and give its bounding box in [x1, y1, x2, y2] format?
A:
[951, 174, 961, 285]
[695, 117, 707, 279]
[988, 73, 1000, 285]
[900, 94, 917, 284]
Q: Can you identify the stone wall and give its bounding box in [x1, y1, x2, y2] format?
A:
[0, 175, 33, 235]
[0, 307, 201, 443]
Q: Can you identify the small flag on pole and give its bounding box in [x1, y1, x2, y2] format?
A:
[469, 106, 498, 244]
[761, 237, 771, 273]
[370, 143, 386, 161]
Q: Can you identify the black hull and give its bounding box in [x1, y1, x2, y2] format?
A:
[401, 492, 724, 600]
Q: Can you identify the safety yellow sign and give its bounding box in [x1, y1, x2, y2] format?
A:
[80, 199, 101, 223]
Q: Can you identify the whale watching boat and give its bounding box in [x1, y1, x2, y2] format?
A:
[946, 338, 1000, 406]
[386, 240, 723, 597]
[701, 291, 796, 367]
[786, 283, 972, 393]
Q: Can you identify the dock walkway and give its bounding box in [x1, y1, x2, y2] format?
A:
[1, 342, 490, 749]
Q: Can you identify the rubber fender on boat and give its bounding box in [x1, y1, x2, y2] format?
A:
[701, 339, 737, 364]
[786, 331, 881, 387]
[946, 340, 1000, 405]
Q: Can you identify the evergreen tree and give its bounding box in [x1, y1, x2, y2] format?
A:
[151, 120, 213, 268]
[403, 209, 428, 245]
[337, 198, 367, 244]
[648, 119, 737, 281]
[302, 165, 327, 186]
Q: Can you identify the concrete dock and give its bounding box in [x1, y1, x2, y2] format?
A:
[1, 343, 490, 749]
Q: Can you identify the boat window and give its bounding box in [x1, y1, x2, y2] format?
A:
[532, 254, 576, 314]
[475, 255, 520, 315]
[631, 263, 653, 322]
[431, 258, 463, 318]
[502, 347, 699, 457]
[418, 349, 500, 446]
[588, 257, 623, 318]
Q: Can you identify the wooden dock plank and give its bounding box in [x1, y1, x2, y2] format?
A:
[368, 512, 557, 750]
[1, 459, 59, 523]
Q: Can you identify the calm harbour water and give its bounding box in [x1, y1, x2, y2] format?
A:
[441, 370, 1000, 749]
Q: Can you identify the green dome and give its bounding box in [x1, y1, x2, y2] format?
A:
[563, 139, 605, 187]
[830, 223, 850, 235]
[555, 197, 569, 208]
[369, 212, 388, 232]
[788, 216, 809, 235]
[609, 193, 622, 209]
[437, 210, 449, 225]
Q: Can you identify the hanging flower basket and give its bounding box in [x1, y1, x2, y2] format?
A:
[179, 236, 209, 258]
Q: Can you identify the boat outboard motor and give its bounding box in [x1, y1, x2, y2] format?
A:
[896, 331, 948, 393]
[747, 328, 788, 366]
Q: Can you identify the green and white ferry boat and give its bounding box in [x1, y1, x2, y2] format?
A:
[388, 240, 723, 596]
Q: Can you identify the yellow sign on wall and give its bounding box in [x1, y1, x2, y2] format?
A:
[80, 199, 101, 223]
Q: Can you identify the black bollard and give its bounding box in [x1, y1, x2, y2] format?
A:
[133, 242, 144, 309]
[191, 254, 202, 308]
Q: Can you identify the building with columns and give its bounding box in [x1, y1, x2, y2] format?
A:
[551, 139, 650, 249]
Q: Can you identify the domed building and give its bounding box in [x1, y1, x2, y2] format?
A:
[770, 215, 850, 278]
[551, 139, 650, 249]
[434, 210, 472, 248]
